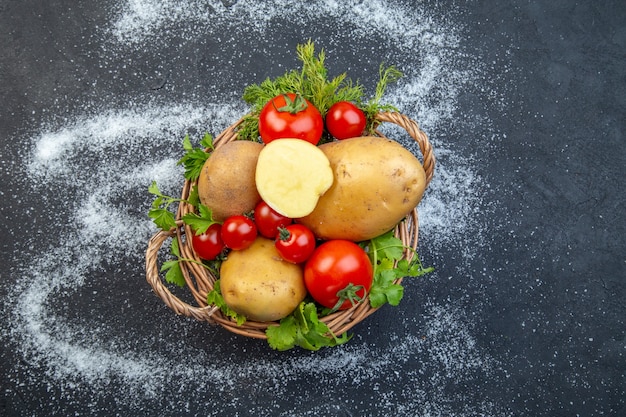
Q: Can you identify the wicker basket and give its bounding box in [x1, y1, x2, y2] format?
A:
[145, 111, 435, 340]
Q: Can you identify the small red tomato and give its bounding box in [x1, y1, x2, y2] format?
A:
[304, 240, 374, 311]
[258, 93, 324, 145]
[325, 101, 367, 140]
[191, 223, 225, 261]
[254, 201, 292, 239]
[221, 215, 257, 250]
[275, 224, 316, 264]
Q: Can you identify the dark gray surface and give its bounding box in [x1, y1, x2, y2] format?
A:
[1, 1, 624, 416]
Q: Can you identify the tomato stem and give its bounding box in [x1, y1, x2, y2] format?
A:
[331, 283, 366, 312]
[276, 93, 308, 114]
[277, 226, 292, 242]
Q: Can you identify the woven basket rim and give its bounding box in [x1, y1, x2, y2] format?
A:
[145, 110, 435, 340]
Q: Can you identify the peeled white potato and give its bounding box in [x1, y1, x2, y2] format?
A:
[255, 138, 333, 218]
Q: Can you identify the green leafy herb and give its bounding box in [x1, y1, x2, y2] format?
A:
[206, 280, 246, 326]
[149, 182, 206, 232]
[362, 64, 404, 133]
[266, 302, 351, 351]
[187, 184, 200, 208]
[181, 204, 219, 235]
[369, 230, 405, 260]
[160, 236, 222, 290]
[149, 132, 213, 230]
[238, 40, 402, 141]
[148, 181, 184, 231]
[367, 230, 434, 308]
[177, 133, 213, 181]
[160, 239, 186, 287]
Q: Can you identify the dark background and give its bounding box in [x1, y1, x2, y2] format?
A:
[1, 1, 624, 416]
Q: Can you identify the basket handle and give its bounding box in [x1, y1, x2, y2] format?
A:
[375, 111, 435, 186]
[145, 227, 220, 323]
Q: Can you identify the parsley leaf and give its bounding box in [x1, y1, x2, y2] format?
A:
[160, 239, 186, 287]
[370, 231, 405, 261]
[177, 133, 213, 181]
[148, 181, 208, 232]
[182, 204, 218, 235]
[160, 234, 222, 290]
[266, 302, 351, 351]
[369, 269, 402, 308]
[148, 181, 180, 231]
[187, 184, 200, 208]
[206, 280, 246, 326]
[367, 230, 434, 308]
[148, 206, 177, 231]
[199, 132, 214, 149]
[266, 316, 298, 350]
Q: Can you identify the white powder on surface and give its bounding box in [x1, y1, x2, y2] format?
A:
[4, 1, 508, 416]
[110, 0, 441, 53]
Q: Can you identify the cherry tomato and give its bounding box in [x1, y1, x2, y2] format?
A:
[275, 224, 316, 264]
[258, 93, 324, 145]
[325, 101, 367, 140]
[254, 201, 292, 239]
[191, 223, 225, 261]
[304, 240, 374, 311]
[221, 215, 257, 250]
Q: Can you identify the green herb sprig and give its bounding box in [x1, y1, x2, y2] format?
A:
[177, 133, 214, 181]
[160, 238, 218, 288]
[206, 280, 247, 326]
[160, 238, 187, 287]
[367, 230, 434, 308]
[149, 132, 216, 232]
[238, 40, 402, 141]
[148, 181, 204, 230]
[181, 204, 219, 235]
[266, 302, 351, 351]
[148, 181, 186, 231]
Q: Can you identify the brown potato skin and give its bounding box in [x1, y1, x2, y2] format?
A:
[197, 141, 264, 222]
[298, 136, 426, 241]
[220, 237, 307, 322]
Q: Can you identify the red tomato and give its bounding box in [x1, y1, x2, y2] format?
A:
[191, 223, 225, 261]
[258, 93, 324, 145]
[275, 224, 316, 264]
[304, 240, 374, 311]
[254, 201, 292, 239]
[221, 215, 257, 250]
[325, 101, 367, 140]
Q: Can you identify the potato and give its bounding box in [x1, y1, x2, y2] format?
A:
[255, 138, 333, 218]
[220, 237, 307, 322]
[197, 140, 263, 222]
[298, 136, 427, 241]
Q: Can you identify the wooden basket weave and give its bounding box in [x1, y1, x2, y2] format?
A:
[145, 111, 435, 340]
